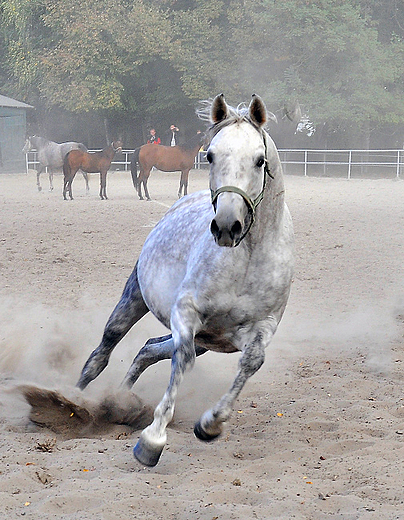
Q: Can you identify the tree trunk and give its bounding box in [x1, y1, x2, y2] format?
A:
[104, 118, 110, 145]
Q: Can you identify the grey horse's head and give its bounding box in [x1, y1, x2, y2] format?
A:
[22, 137, 32, 154]
[205, 94, 270, 247]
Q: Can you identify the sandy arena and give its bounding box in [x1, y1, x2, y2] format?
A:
[1, 167, 404, 519]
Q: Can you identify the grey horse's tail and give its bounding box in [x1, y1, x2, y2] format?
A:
[130, 148, 140, 188]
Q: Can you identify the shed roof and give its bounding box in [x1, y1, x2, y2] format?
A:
[0, 94, 34, 109]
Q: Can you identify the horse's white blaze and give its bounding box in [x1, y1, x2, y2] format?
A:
[209, 123, 266, 196]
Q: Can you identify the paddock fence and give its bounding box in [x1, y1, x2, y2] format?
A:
[25, 148, 404, 179]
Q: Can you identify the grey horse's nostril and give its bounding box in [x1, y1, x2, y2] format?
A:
[230, 220, 242, 239]
[210, 219, 220, 238]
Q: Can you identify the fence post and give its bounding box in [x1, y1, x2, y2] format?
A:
[348, 150, 352, 180]
[304, 150, 308, 177]
[397, 149, 401, 179]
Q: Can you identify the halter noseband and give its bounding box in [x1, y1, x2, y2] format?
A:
[210, 134, 274, 241]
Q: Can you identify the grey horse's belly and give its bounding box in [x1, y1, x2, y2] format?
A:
[195, 330, 239, 353]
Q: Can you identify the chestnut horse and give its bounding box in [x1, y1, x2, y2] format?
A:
[130, 132, 205, 200]
[63, 141, 122, 200]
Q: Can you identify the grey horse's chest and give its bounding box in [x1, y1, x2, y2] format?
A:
[138, 192, 293, 350]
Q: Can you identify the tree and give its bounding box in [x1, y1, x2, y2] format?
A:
[1, 0, 194, 143]
[168, 0, 404, 147]
[221, 0, 404, 147]
[0, 0, 48, 102]
[1, 0, 403, 148]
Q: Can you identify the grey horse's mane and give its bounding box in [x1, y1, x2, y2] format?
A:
[196, 98, 267, 143]
[31, 136, 50, 147]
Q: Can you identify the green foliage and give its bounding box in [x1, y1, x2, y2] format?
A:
[0, 0, 48, 100]
[0, 0, 403, 146]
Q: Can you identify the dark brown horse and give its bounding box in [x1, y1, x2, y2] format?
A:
[63, 141, 122, 200]
[130, 133, 205, 200]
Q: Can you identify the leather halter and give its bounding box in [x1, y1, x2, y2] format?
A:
[210, 133, 274, 241]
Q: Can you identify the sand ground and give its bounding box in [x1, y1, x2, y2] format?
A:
[1, 167, 404, 520]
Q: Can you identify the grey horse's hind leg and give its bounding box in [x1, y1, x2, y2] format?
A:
[77, 262, 149, 390]
[49, 169, 54, 191]
[122, 335, 207, 389]
[36, 166, 44, 191]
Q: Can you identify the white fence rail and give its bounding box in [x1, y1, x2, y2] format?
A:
[279, 149, 404, 179]
[196, 149, 404, 178]
[25, 148, 404, 179]
[25, 149, 134, 174]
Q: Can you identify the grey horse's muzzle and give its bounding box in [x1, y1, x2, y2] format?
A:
[210, 186, 258, 246]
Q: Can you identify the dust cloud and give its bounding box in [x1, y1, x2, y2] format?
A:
[0, 291, 401, 435]
[0, 295, 240, 432]
[274, 300, 401, 375]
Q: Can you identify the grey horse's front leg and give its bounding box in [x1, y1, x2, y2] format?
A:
[133, 300, 199, 466]
[77, 263, 149, 390]
[194, 328, 271, 442]
[36, 166, 44, 191]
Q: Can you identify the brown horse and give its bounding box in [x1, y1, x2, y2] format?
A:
[63, 141, 123, 200]
[130, 133, 205, 200]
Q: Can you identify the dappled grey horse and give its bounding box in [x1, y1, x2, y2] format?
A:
[77, 94, 295, 466]
[23, 136, 88, 192]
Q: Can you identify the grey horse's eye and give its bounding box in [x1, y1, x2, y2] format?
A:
[206, 151, 214, 163]
[256, 156, 265, 168]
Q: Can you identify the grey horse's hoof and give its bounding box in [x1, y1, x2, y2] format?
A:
[76, 377, 89, 391]
[133, 438, 164, 467]
[194, 421, 221, 442]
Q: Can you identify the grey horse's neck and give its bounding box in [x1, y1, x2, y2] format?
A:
[32, 137, 49, 148]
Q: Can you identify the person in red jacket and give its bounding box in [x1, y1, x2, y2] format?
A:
[147, 128, 161, 145]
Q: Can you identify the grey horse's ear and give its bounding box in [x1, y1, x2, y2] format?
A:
[249, 94, 267, 128]
[211, 93, 229, 123]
